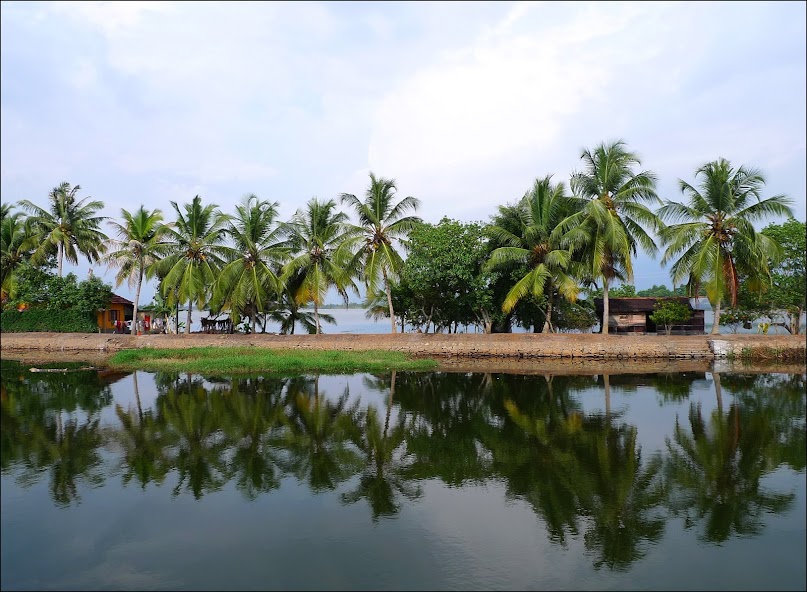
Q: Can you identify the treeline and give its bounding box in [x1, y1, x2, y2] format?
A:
[1, 140, 804, 334]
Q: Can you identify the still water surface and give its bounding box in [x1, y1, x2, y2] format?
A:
[1, 360, 805, 590]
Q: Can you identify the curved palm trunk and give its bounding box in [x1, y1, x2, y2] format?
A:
[133, 267, 143, 336]
[383, 269, 397, 334]
[314, 300, 321, 335]
[58, 243, 64, 277]
[385, 370, 396, 439]
[602, 279, 610, 335]
[713, 371, 723, 415]
[186, 299, 192, 335]
[542, 288, 553, 333]
[711, 300, 721, 334]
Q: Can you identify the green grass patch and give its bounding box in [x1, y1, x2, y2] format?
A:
[108, 347, 438, 375]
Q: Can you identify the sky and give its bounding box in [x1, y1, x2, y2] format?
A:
[2, 0, 805, 306]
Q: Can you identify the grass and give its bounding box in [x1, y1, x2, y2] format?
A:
[107, 347, 439, 375]
[727, 345, 806, 363]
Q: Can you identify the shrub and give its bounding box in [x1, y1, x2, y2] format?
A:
[0, 309, 98, 333]
[649, 299, 692, 335]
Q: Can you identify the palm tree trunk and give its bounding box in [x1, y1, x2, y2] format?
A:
[186, 299, 192, 335]
[58, 243, 64, 277]
[250, 304, 257, 335]
[384, 270, 397, 334]
[133, 370, 143, 421]
[314, 300, 320, 335]
[604, 373, 611, 421]
[543, 290, 553, 333]
[713, 371, 723, 414]
[711, 300, 721, 334]
[133, 267, 143, 336]
[385, 370, 396, 439]
[602, 279, 610, 335]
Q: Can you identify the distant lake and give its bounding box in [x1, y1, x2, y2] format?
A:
[179, 307, 804, 335]
[1, 360, 804, 590]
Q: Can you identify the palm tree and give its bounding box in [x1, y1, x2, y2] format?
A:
[1, 207, 38, 298]
[282, 198, 358, 334]
[486, 175, 583, 333]
[211, 194, 288, 332]
[104, 206, 171, 335]
[657, 159, 793, 333]
[19, 182, 108, 277]
[340, 172, 422, 333]
[558, 141, 661, 334]
[157, 196, 230, 334]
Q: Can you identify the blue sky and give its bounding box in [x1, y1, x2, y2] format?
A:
[2, 1, 805, 305]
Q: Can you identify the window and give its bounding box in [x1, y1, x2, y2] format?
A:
[109, 309, 119, 323]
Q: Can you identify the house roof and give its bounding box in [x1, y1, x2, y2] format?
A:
[594, 297, 694, 313]
[110, 294, 134, 306]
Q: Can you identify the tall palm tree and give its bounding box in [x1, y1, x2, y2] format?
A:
[104, 206, 171, 335]
[157, 196, 229, 334]
[19, 182, 108, 277]
[1, 207, 38, 299]
[558, 141, 661, 334]
[282, 197, 358, 334]
[486, 175, 583, 333]
[340, 172, 421, 333]
[212, 194, 288, 332]
[657, 159, 792, 333]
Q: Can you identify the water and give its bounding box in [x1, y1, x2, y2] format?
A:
[178, 307, 805, 335]
[1, 360, 805, 590]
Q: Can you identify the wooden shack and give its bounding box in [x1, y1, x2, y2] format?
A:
[594, 297, 705, 335]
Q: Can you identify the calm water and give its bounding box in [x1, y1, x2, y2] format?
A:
[1, 360, 805, 591]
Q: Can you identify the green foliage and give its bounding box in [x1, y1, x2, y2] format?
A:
[588, 284, 637, 298]
[554, 298, 598, 332]
[1, 308, 98, 332]
[649, 299, 692, 335]
[761, 218, 806, 334]
[400, 217, 495, 332]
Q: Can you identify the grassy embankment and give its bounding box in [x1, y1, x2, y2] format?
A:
[108, 347, 438, 375]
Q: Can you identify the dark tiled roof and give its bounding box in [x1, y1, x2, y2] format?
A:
[110, 294, 134, 306]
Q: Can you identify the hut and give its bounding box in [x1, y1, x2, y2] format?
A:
[97, 294, 134, 333]
[594, 297, 705, 335]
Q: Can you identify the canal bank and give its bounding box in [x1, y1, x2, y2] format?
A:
[1, 332, 804, 362]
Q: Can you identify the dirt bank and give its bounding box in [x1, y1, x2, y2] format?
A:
[2, 331, 804, 361]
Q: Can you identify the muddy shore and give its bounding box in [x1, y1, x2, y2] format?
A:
[2, 332, 804, 374]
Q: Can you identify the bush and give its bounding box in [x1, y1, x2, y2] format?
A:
[0, 309, 98, 333]
[649, 299, 692, 335]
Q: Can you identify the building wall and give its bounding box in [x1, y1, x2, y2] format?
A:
[97, 304, 133, 332]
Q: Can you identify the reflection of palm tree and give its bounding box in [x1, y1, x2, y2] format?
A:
[665, 393, 795, 543]
[281, 375, 362, 492]
[115, 371, 168, 489]
[157, 375, 231, 499]
[576, 417, 666, 571]
[341, 372, 422, 521]
[222, 377, 289, 500]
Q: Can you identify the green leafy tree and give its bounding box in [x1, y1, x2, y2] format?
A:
[760, 218, 806, 334]
[19, 182, 108, 277]
[340, 172, 422, 333]
[104, 206, 171, 335]
[486, 176, 583, 333]
[282, 198, 358, 334]
[559, 140, 662, 334]
[658, 159, 793, 333]
[212, 194, 288, 331]
[1, 206, 38, 300]
[649, 299, 692, 335]
[157, 196, 230, 334]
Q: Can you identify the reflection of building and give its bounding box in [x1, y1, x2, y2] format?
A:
[97, 294, 134, 333]
[594, 297, 705, 334]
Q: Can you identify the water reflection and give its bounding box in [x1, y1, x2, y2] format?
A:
[1, 359, 804, 573]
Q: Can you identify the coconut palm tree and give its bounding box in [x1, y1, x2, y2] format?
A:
[104, 206, 172, 335]
[282, 197, 358, 334]
[486, 175, 583, 333]
[340, 172, 421, 333]
[1, 207, 38, 298]
[19, 182, 108, 277]
[558, 141, 661, 334]
[211, 194, 288, 332]
[157, 196, 230, 334]
[657, 159, 793, 333]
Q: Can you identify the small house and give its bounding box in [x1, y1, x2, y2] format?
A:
[97, 294, 134, 333]
[594, 297, 705, 334]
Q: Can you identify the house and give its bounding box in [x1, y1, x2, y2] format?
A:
[594, 297, 705, 334]
[97, 294, 134, 333]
